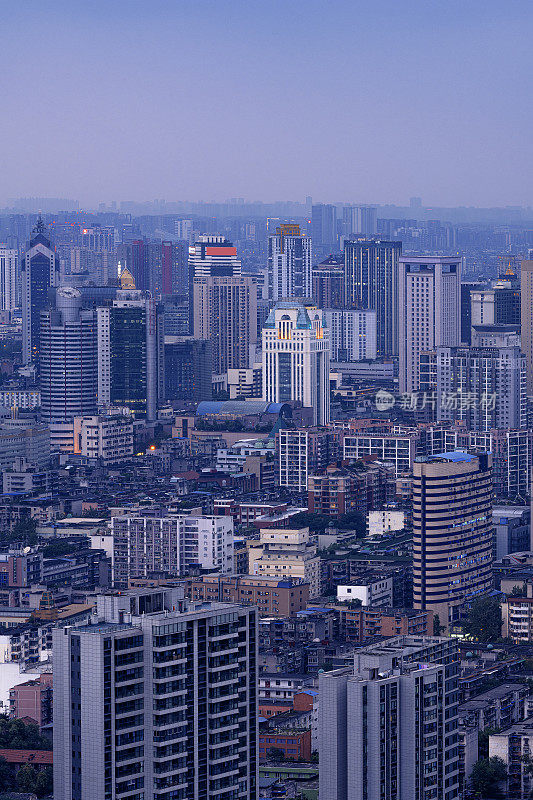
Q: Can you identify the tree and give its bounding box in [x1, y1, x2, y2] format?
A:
[433, 613, 445, 636]
[16, 763, 39, 793]
[462, 595, 502, 642]
[10, 515, 38, 546]
[267, 747, 285, 762]
[336, 511, 365, 535]
[471, 756, 507, 797]
[35, 765, 54, 797]
[478, 727, 499, 760]
[510, 584, 525, 597]
[0, 755, 14, 791]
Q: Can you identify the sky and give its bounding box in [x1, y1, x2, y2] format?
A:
[1, 0, 533, 208]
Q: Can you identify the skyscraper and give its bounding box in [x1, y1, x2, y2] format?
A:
[319, 635, 460, 800]
[97, 272, 164, 421]
[39, 287, 98, 423]
[311, 204, 337, 249]
[520, 260, 533, 395]
[53, 586, 258, 800]
[398, 256, 461, 393]
[311, 255, 345, 309]
[21, 216, 60, 366]
[267, 224, 312, 300]
[342, 205, 378, 236]
[193, 275, 257, 375]
[344, 239, 401, 356]
[0, 248, 17, 312]
[413, 452, 493, 631]
[188, 235, 241, 332]
[164, 336, 213, 402]
[262, 300, 330, 425]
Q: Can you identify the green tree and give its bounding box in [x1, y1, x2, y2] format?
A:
[289, 512, 331, 533]
[16, 763, 38, 793]
[336, 511, 365, 534]
[34, 765, 54, 797]
[510, 584, 525, 597]
[463, 595, 502, 642]
[267, 747, 285, 762]
[0, 755, 14, 790]
[433, 613, 445, 636]
[478, 727, 499, 760]
[10, 515, 38, 546]
[471, 756, 507, 796]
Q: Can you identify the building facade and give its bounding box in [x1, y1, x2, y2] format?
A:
[21, 217, 60, 366]
[267, 224, 312, 300]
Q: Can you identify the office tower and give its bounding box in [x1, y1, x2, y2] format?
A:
[130, 239, 149, 290]
[189, 234, 241, 280]
[111, 514, 234, 587]
[161, 240, 189, 296]
[344, 239, 401, 356]
[193, 275, 257, 375]
[96, 273, 164, 421]
[164, 336, 213, 402]
[262, 301, 330, 425]
[267, 224, 312, 300]
[39, 287, 98, 423]
[521, 260, 533, 395]
[277, 427, 339, 492]
[323, 309, 377, 362]
[21, 216, 60, 365]
[53, 586, 258, 800]
[460, 282, 483, 344]
[0, 248, 17, 312]
[471, 279, 520, 329]
[312, 255, 345, 309]
[413, 452, 493, 631]
[398, 256, 461, 393]
[428, 327, 526, 430]
[342, 205, 378, 236]
[311, 204, 337, 249]
[80, 224, 116, 284]
[319, 635, 459, 800]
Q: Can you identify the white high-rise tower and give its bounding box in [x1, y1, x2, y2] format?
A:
[262, 300, 330, 425]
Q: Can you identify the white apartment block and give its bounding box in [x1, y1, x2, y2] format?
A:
[323, 309, 377, 362]
[267, 227, 312, 300]
[336, 577, 393, 606]
[111, 514, 234, 587]
[0, 390, 41, 410]
[343, 433, 416, 476]
[73, 414, 134, 465]
[398, 256, 461, 393]
[0, 249, 17, 312]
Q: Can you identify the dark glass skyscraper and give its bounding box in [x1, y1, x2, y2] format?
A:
[311, 203, 337, 249]
[344, 238, 402, 356]
[22, 216, 60, 366]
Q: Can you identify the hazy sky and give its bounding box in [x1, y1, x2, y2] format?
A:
[1, 0, 532, 208]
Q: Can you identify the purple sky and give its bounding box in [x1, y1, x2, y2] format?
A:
[1, 0, 533, 208]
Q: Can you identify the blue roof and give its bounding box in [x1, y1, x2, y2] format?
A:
[432, 451, 476, 462]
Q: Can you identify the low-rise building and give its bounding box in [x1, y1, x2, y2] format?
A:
[248, 527, 321, 598]
[502, 583, 533, 642]
[259, 729, 311, 762]
[9, 673, 53, 727]
[336, 576, 394, 607]
[72, 413, 134, 464]
[460, 683, 529, 731]
[490, 719, 533, 799]
[185, 574, 310, 616]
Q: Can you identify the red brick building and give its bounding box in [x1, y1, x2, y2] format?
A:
[9, 673, 53, 727]
[259, 729, 311, 761]
[185, 575, 310, 617]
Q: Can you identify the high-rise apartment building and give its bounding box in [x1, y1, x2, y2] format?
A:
[53, 586, 258, 800]
[413, 452, 493, 631]
[161, 240, 188, 296]
[323, 309, 377, 361]
[189, 234, 241, 280]
[22, 216, 60, 366]
[319, 635, 460, 800]
[164, 336, 213, 402]
[342, 205, 378, 236]
[0, 248, 17, 312]
[262, 301, 330, 425]
[97, 278, 164, 421]
[193, 275, 257, 375]
[521, 260, 533, 395]
[267, 224, 312, 300]
[111, 514, 234, 587]
[398, 256, 461, 393]
[311, 255, 345, 309]
[39, 287, 98, 423]
[311, 204, 337, 249]
[427, 327, 526, 431]
[277, 427, 339, 492]
[344, 239, 401, 356]
[471, 278, 520, 329]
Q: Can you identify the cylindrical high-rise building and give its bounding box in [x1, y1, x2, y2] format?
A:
[40, 287, 98, 423]
[413, 451, 493, 632]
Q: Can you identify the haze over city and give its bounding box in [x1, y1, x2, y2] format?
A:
[2, 0, 533, 207]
